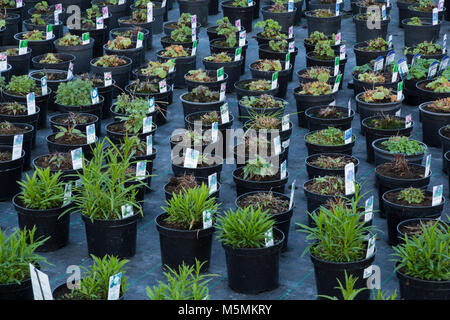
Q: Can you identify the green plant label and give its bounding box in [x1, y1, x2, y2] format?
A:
[63, 183, 72, 206]
[374, 56, 384, 72]
[391, 63, 399, 82]
[220, 103, 229, 123]
[104, 72, 112, 86]
[148, 96, 155, 113]
[432, 185, 443, 206]
[27, 92, 36, 114]
[211, 122, 218, 143]
[146, 135, 153, 155]
[191, 14, 197, 29]
[107, 273, 122, 300]
[234, 47, 242, 61]
[271, 72, 278, 89]
[405, 114, 412, 128]
[425, 154, 431, 177]
[344, 127, 352, 145]
[217, 67, 224, 81]
[121, 204, 133, 219]
[427, 61, 439, 79]
[265, 229, 274, 247]
[339, 44, 346, 60]
[347, 99, 352, 117]
[439, 56, 449, 73]
[285, 53, 290, 70]
[235, 19, 241, 31]
[191, 40, 198, 56]
[67, 62, 73, 79]
[159, 79, 167, 93]
[183, 148, 199, 169]
[289, 180, 295, 210]
[332, 73, 342, 92]
[0, 52, 6, 71]
[19, 40, 27, 55]
[29, 264, 53, 300]
[366, 236, 376, 258]
[71, 148, 83, 170]
[147, 2, 153, 22]
[397, 81, 403, 101]
[288, 40, 295, 53]
[335, 32, 341, 45]
[46, 24, 53, 40]
[12, 134, 23, 160]
[86, 124, 96, 144]
[202, 210, 213, 229]
[82, 32, 90, 45]
[281, 160, 287, 180]
[136, 32, 144, 48]
[344, 162, 355, 195]
[334, 56, 340, 76]
[91, 88, 99, 104]
[96, 17, 104, 30]
[239, 30, 246, 47]
[169, 59, 175, 72]
[102, 6, 108, 18]
[220, 82, 226, 101]
[364, 196, 374, 222]
[136, 161, 146, 180]
[143, 116, 153, 134]
[432, 8, 438, 25]
[282, 115, 290, 131]
[208, 173, 217, 195]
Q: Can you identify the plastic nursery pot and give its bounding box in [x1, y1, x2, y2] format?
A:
[68, 22, 110, 59]
[117, 17, 154, 50]
[403, 76, 423, 106]
[305, 153, 360, 179]
[439, 127, 450, 173]
[234, 79, 279, 103]
[401, 18, 441, 47]
[179, 92, 225, 119]
[184, 70, 229, 92]
[29, 69, 72, 112]
[258, 44, 299, 81]
[261, 5, 296, 33]
[1, 46, 32, 76]
[237, 96, 287, 122]
[353, 15, 390, 43]
[362, 115, 413, 164]
[205, 25, 238, 42]
[54, 38, 94, 74]
[353, 0, 393, 15]
[209, 38, 249, 75]
[253, 32, 294, 47]
[406, 51, 446, 66]
[305, 52, 347, 90]
[103, 42, 144, 69]
[304, 129, 355, 156]
[90, 56, 132, 94]
[106, 120, 157, 146]
[221, 0, 255, 33]
[382, 188, 445, 246]
[232, 167, 289, 197]
[12, 194, 72, 252]
[352, 73, 400, 97]
[110, 27, 151, 52]
[375, 162, 429, 217]
[235, 192, 294, 251]
[82, 212, 140, 259]
[353, 41, 393, 67]
[396, 218, 445, 244]
[46, 133, 96, 160]
[372, 137, 427, 167]
[52, 282, 125, 300]
[303, 177, 355, 212]
[418, 102, 450, 148]
[156, 50, 196, 89]
[49, 113, 100, 136]
[160, 36, 196, 50]
[305, 105, 354, 131]
[155, 212, 215, 272]
[202, 56, 243, 92]
[23, 19, 64, 39]
[163, 177, 221, 202]
[132, 65, 176, 86]
[308, 0, 337, 10]
[249, 61, 291, 98]
[165, 21, 202, 38]
[32, 154, 82, 183]
[171, 156, 223, 180]
[303, 38, 342, 55]
[13, 32, 55, 59]
[0, 276, 33, 300]
[177, 0, 208, 28]
[0, 104, 40, 148]
[92, 0, 128, 30]
[446, 152, 450, 192]
[293, 87, 336, 128]
[0, 63, 12, 82]
[396, 0, 412, 27]
[310, 248, 376, 300]
[416, 79, 450, 105]
[222, 227, 284, 294]
[233, 143, 287, 170]
[32, 53, 76, 71]
[0, 145, 24, 201]
[407, 5, 446, 20]
[305, 11, 342, 36]
[91, 79, 115, 120]
[0, 122, 34, 170]
[2, 12, 21, 46]
[296, 67, 337, 86]
[270, 0, 304, 24]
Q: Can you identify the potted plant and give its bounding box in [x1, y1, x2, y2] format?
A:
[249, 58, 290, 98]
[104, 36, 144, 69]
[46, 125, 96, 159]
[90, 54, 133, 92]
[408, 0, 446, 19]
[23, 13, 63, 39]
[362, 115, 412, 163]
[163, 174, 220, 201]
[157, 44, 195, 88]
[393, 221, 450, 299]
[353, 0, 392, 15]
[29, 69, 72, 112]
[165, 13, 201, 37]
[49, 112, 99, 135]
[110, 26, 151, 50]
[118, 9, 154, 47]
[216, 206, 284, 293]
[419, 98, 450, 147]
[238, 94, 287, 121]
[53, 255, 129, 299]
[269, 0, 304, 24]
[131, 0, 165, 34]
[253, 19, 291, 46]
[133, 59, 175, 88]
[221, 0, 255, 33]
[309, 0, 337, 10]
[177, 0, 208, 28]
[0, 228, 48, 300]
[261, 1, 296, 33]
[32, 52, 76, 71]
[233, 133, 286, 167]
[54, 33, 94, 73]
[234, 78, 279, 102]
[396, 218, 445, 243]
[0, 11, 20, 46]
[303, 30, 341, 54]
[13, 167, 73, 252]
[180, 85, 224, 118]
[439, 124, 450, 173]
[305, 8, 342, 36]
[156, 184, 220, 271]
[0, 144, 24, 201]
[353, 11, 390, 43]
[32, 152, 81, 182]
[0, 102, 40, 147]
[0, 46, 31, 76]
[416, 76, 450, 103]
[92, 0, 128, 30]
[297, 66, 336, 85]
[403, 58, 438, 105]
[304, 126, 355, 155]
[0, 121, 33, 170]
[106, 112, 157, 145]
[111, 92, 156, 120]
[259, 39, 298, 81]
[206, 16, 239, 42]
[305, 153, 359, 179]
[404, 41, 445, 64]
[353, 37, 391, 66]
[184, 69, 228, 92]
[375, 155, 430, 217]
[125, 79, 172, 107]
[372, 136, 427, 166]
[78, 72, 116, 120]
[203, 52, 242, 91]
[382, 187, 445, 245]
[161, 24, 196, 50]
[305, 105, 354, 131]
[171, 147, 223, 179]
[397, 0, 419, 27]
[402, 17, 440, 47]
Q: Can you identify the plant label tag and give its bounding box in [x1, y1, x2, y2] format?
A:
[12, 134, 23, 160]
[191, 40, 198, 56]
[425, 154, 431, 177]
[388, 34, 393, 49]
[443, 34, 447, 53]
[438, 0, 444, 10]
[364, 196, 374, 222]
[16, 0, 22, 8]
[395, 109, 401, 116]
[386, 50, 395, 66]
[67, 62, 73, 79]
[239, 30, 246, 47]
[382, 5, 386, 20]
[432, 8, 438, 25]
[411, 53, 421, 66]
[86, 124, 96, 144]
[159, 79, 167, 93]
[169, 59, 175, 72]
[344, 162, 355, 195]
[363, 265, 373, 279]
[273, 136, 281, 155]
[329, 101, 335, 107]
[374, 56, 384, 72]
[136, 161, 146, 180]
[146, 135, 153, 155]
[121, 204, 134, 219]
[386, 0, 390, 7]
[82, 32, 90, 45]
[405, 114, 412, 128]
[184, 148, 199, 168]
[335, 32, 341, 45]
[288, 0, 294, 11]
[282, 139, 290, 148]
[265, 228, 274, 247]
[208, 173, 217, 195]
[19, 40, 27, 55]
[333, 73, 342, 93]
[39, 75, 47, 96]
[107, 273, 122, 300]
[432, 185, 443, 206]
[147, 2, 153, 22]
[136, 31, 144, 48]
[281, 160, 287, 179]
[190, 14, 197, 29]
[391, 63, 399, 82]
[288, 40, 295, 53]
[335, 2, 340, 16]
[191, 27, 196, 42]
[104, 72, 112, 86]
[63, 183, 72, 206]
[234, 46, 242, 61]
[248, 0, 253, 6]
[71, 148, 83, 170]
[208, 121, 218, 143]
[91, 88, 99, 104]
[347, 99, 352, 116]
[397, 81, 403, 101]
[27, 92, 36, 114]
[285, 52, 290, 70]
[235, 19, 241, 31]
[439, 56, 449, 72]
[288, 26, 293, 39]
[427, 61, 439, 79]
[344, 128, 352, 144]
[366, 236, 376, 258]
[282, 115, 290, 131]
[142, 116, 153, 133]
[334, 56, 340, 76]
[398, 58, 408, 76]
[0, 52, 6, 71]
[46, 24, 53, 40]
[202, 210, 213, 229]
[271, 72, 278, 89]
[220, 82, 226, 101]
[339, 44, 346, 60]
[220, 103, 229, 123]
[29, 264, 53, 300]
[102, 6, 109, 18]
[148, 97, 155, 113]
[289, 180, 296, 210]
[55, 3, 62, 13]
[217, 67, 224, 81]
[54, 11, 59, 24]
[96, 17, 104, 30]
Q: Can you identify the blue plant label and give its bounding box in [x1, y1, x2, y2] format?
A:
[427, 61, 439, 79]
[91, 88, 99, 104]
[208, 173, 217, 195]
[432, 185, 443, 206]
[107, 273, 122, 300]
[388, 34, 393, 49]
[439, 56, 449, 72]
[374, 56, 384, 72]
[381, 5, 386, 20]
[288, 0, 294, 11]
[148, 97, 155, 113]
[398, 58, 408, 76]
[12, 134, 23, 160]
[344, 128, 352, 144]
[335, 2, 340, 16]
[385, 50, 395, 66]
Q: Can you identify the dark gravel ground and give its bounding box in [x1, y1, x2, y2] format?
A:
[0, 0, 449, 300]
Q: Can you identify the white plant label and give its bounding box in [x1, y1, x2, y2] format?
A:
[397, 81, 403, 101]
[333, 73, 342, 93]
[443, 34, 447, 53]
[217, 67, 224, 81]
[335, 2, 340, 16]
[208, 172, 217, 195]
[282, 115, 290, 131]
[405, 114, 412, 128]
[339, 44, 346, 60]
[142, 116, 153, 133]
[29, 264, 53, 300]
[148, 97, 155, 113]
[121, 204, 134, 219]
[374, 56, 384, 72]
[86, 124, 96, 144]
[348, 99, 352, 116]
[281, 160, 287, 179]
[0, 52, 6, 71]
[19, 40, 27, 55]
[203, 210, 213, 229]
[282, 139, 290, 149]
[432, 8, 438, 25]
[288, 41, 295, 53]
[425, 154, 431, 177]
[12, 134, 23, 160]
[235, 47, 242, 61]
[136, 161, 146, 180]
[191, 40, 198, 56]
[67, 62, 73, 79]
[54, 10, 59, 24]
[46, 24, 53, 40]
[411, 53, 421, 66]
[104, 72, 112, 86]
[388, 34, 393, 49]
[16, 0, 22, 8]
[439, 56, 449, 72]
[432, 185, 443, 206]
[147, 2, 153, 22]
[288, 0, 294, 11]
[239, 30, 246, 47]
[335, 32, 341, 45]
[96, 17, 104, 30]
[265, 228, 274, 247]
[382, 5, 386, 20]
[235, 19, 241, 31]
[27, 92, 36, 115]
[363, 265, 373, 279]
[191, 14, 197, 29]
[438, 0, 444, 11]
[273, 136, 281, 155]
[63, 183, 72, 206]
[220, 82, 226, 101]
[428, 61, 439, 79]
[55, 3, 62, 13]
[146, 135, 153, 155]
[364, 196, 374, 222]
[40, 76, 47, 95]
[289, 180, 296, 210]
[191, 26, 196, 42]
[220, 103, 229, 123]
[184, 148, 199, 169]
[398, 58, 408, 76]
[366, 236, 376, 258]
[288, 26, 293, 39]
[386, 50, 395, 66]
[91, 88, 99, 104]
[107, 273, 122, 300]
[71, 148, 83, 170]
[211, 122, 218, 143]
[159, 79, 167, 93]
[136, 31, 144, 48]
[329, 100, 336, 106]
[344, 162, 355, 195]
[395, 109, 401, 117]
[102, 6, 109, 18]
[344, 128, 352, 144]
[271, 72, 278, 89]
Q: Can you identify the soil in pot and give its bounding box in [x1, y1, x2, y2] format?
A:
[306, 153, 359, 179]
[305, 105, 354, 131]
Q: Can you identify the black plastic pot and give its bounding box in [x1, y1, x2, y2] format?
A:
[160, 36, 196, 50]
[103, 42, 144, 70]
[1, 46, 32, 76]
[407, 6, 446, 20]
[353, 16, 390, 43]
[406, 51, 445, 66]
[202, 55, 242, 92]
[261, 5, 296, 33]
[92, 0, 128, 30]
[110, 26, 151, 51]
[222, 228, 284, 294]
[0, 122, 33, 170]
[68, 25, 109, 58]
[184, 70, 228, 92]
[396, 266, 450, 300]
[23, 19, 63, 39]
[372, 137, 427, 166]
[0, 145, 24, 201]
[383, 188, 444, 245]
[165, 21, 201, 38]
[29, 69, 71, 112]
[32, 52, 75, 71]
[403, 77, 422, 106]
[352, 73, 400, 97]
[49, 112, 99, 137]
[305, 105, 354, 131]
[234, 79, 279, 103]
[0, 104, 39, 148]
[46, 133, 96, 160]
[305, 11, 342, 36]
[296, 67, 337, 86]
[12, 194, 72, 252]
[353, 41, 392, 67]
[171, 157, 223, 180]
[117, 17, 154, 50]
[156, 49, 196, 88]
[106, 120, 156, 145]
[396, 218, 446, 244]
[205, 25, 239, 42]
[269, 0, 303, 24]
[221, 1, 255, 33]
[180, 91, 226, 119]
[397, 0, 411, 27]
[258, 44, 298, 81]
[0, 277, 33, 300]
[419, 102, 450, 148]
[13, 32, 55, 59]
[0, 63, 11, 82]
[125, 80, 172, 105]
[178, 0, 208, 27]
[156, 212, 215, 272]
[446, 152, 450, 190]
[416, 79, 450, 105]
[305, 51, 347, 90]
[164, 176, 221, 201]
[402, 18, 440, 47]
[253, 32, 294, 47]
[305, 153, 359, 179]
[32, 153, 82, 183]
[54, 38, 94, 74]
[209, 38, 249, 75]
[238, 96, 287, 122]
[232, 167, 288, 196]
[439, 127, 450, 173]
[305, 130, 355, 156]
[303, 177, 355, 212]
[249, 61, 291, 98]
[293, 87, 336, 128]
[82, 212, 140, 259]
[2, 12, 20, 46]
[90, 55, 132, 93]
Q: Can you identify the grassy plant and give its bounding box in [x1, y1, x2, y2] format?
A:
[319, 272, 368, 300]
